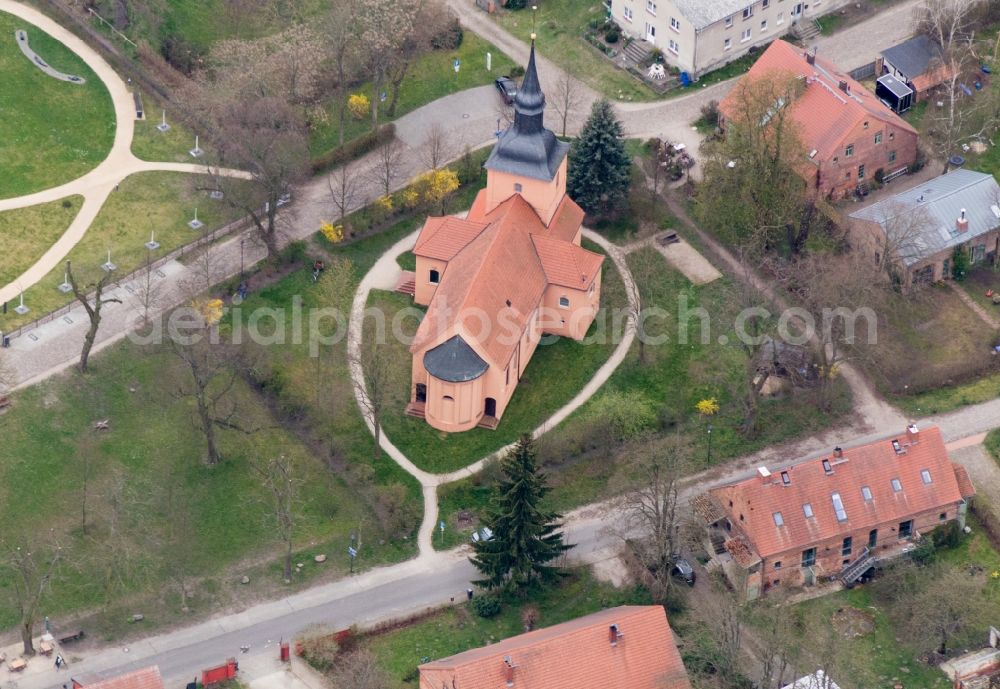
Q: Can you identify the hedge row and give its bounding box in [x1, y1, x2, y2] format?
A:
[310, 123, 397, 174]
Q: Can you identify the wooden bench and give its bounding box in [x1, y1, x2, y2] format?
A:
[39, 640, 54, 656]
[9, 658, 27, 672]
[133, 91, 144, 119]
[59, 630, 85, 645]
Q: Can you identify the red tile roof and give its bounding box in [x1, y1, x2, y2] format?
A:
[419, 606, 691, 689]
[954, 464, 976, 499]
[411, 191, 602, 366]
[720, 40, 916, 162]
[711, 426, 973, 559]
[77, 667, 164, 689]
[911, 63, 956, 93]
[415, 216, 491, 261]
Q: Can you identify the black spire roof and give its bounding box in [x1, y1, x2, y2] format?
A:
[484, 39, 569, 182]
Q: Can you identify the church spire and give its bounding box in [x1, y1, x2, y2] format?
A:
[513, 36, 545, 132]
[483, 36, 569, 183]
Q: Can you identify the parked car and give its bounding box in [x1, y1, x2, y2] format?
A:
[495, 76, 517, 105]
[670, 556, 696, 586]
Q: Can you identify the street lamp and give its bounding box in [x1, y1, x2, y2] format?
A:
[706, 424, 713, 464]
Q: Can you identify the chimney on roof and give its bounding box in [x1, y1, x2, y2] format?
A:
[609, 624, 623, 646]
[838, 80, 850, 94]
[805, 51, 816, 65]
[503, 656, 516, 687]
[906, 423, 920, 443]
[957, 208, 969, 233]
[834, 446, 843, 458]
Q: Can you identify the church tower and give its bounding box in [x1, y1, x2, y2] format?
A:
[483, 39, 570, 226]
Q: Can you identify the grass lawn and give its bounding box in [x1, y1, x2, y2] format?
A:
[360, 569, 651, 687]
[815, 13, 845, 36]
[988, 428, 1000, 461]
[0, 172, 248, 333]
[0, 11, 115, 199]
[0, 196, 82, 287]
[0, 342, 414, 640]
[436, 248, 851, 547]
[868, 286, 1000, 415]
[131, 96, 202, 163]
[367, 239, 628, 474]
[309, 34, 516, 156]
[492, 1, 651, 102]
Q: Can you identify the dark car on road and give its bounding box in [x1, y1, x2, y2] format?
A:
[495, 76, 517, 105]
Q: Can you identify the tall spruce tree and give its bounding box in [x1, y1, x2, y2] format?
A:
[567, 99, 631, 217]
[470, 435, 571, 591]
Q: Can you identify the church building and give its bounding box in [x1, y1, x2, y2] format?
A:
[404, 41, 603, 433]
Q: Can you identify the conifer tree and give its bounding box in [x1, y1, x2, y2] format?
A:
[567, 99, 631, 217]
[470, 435, 571, 591]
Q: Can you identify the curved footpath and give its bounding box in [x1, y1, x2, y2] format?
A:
[346, 227, 639, 557]
[0, 0, 248, 306]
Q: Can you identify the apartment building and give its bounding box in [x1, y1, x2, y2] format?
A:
[609, 0, 850, 79]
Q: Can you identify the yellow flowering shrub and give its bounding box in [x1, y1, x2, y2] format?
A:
[193, 298, 225, 326]
[695, 397, 720, 416]
[320, 222, 344, 244]
[348, 93, 370, 120]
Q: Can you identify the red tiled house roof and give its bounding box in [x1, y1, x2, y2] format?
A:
[710, 426, 973, 560]
[411, 191, 603, 367]
[74, 667, 165, 689]
[419, 606, 691, 689]
[720, 40, 916, 190]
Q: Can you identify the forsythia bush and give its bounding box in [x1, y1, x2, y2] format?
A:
[696, 397, 720, 416]
[320, 221, 344, 244]
[414, 168, 460, 206]
[193, 298, 225, 326]
[347, 93, 370, 120]
[401, 189, 420, 209]
[375, 195, 394, 212]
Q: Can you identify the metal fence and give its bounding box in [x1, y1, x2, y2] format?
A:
[3, 214, 255, 344]
[848, 61, 877, 82]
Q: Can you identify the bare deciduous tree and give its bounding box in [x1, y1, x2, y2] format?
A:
[548, 73, 585, 138]
[328, 162, 362, 223]
[324, 2, 362, 147]
[330, 649, 390, 689]
[611, 434, 691, 602]
[169, 321, 241, 466]
[368, 137, 406, 198]
[67, 260, 122, 374]
[419, 122, 455, 171]
[916, 0, 994, 172]
[349, 343, 392, 457]
[251, 454, 301, 583]
[130, 250, 163, 327]
[2, 536, 64, 655]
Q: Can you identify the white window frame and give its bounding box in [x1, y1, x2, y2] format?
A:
[559, 295, 570, 309]
[760, 18, 767, 31]
[740, 27, 752, 42]
[724, 37, 732, 50]
[776, 12, 784, 24]
[646, 0, 656, 14]
[725, 14, 734, 27]
[668, 38, 679, 54]
[670, 16, 680, 31]
[623, 5, 633, 20]
[743, 5, 754, 19]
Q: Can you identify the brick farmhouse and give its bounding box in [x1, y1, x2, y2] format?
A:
[720, 39, 918, 200]
[694, 425, 975, 601]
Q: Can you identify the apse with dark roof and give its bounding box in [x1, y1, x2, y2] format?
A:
[404, 40, 604, 433]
